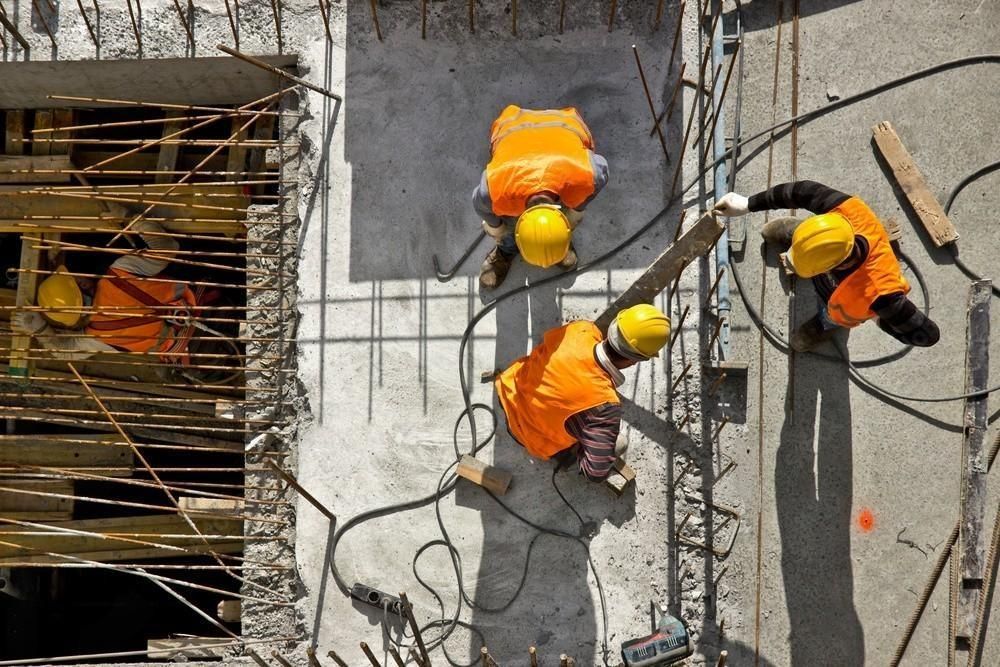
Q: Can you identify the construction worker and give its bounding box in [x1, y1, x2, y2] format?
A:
[713, 180, 940, 351]
[12, 220, 196, 362]
[494, 304, 670, 481]
[473, 105, 609, 290]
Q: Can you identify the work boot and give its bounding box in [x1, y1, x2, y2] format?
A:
[760, 216, 802, 250]
[479, 246, 514, 291]
[789, 314, 838, 352]
[556, 243, 578, 271]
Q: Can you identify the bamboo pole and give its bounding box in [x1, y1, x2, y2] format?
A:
[47, 94, 294, 117]
[632, 45, 670, 163]
[67, 363, 290, 600]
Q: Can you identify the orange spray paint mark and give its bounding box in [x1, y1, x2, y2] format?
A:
[857, 508, 875, 533]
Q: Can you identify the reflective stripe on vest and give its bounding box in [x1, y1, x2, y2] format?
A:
[825, 197, 911, 328]
[485, 105, 597, 217]
[494, 321, 620, 460]
[86, 268, 196, 355]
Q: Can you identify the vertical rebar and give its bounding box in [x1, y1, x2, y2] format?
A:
[125, 0, 142, 57]
[650, 61, 687, 137]
[667, 0, 686, 71]
[171, 0, 196, 51]
[268, 0, 283, 53]
[529, 646, 538, 667]
[421, 0, 426, 38]
[512, 0, 517, 36]
[399, 592, 431, 666]
[306, 648, 323, 667]
[705, 267, 726, 306]
[654, 0, 665, 30]
[327, 650, 349, 667]
[31, 0, 58, 49]
[668, 305, 690, 350]
[608, 0, 617, 32]
[368, 0, 383, 41]
[387, 647, 405, 667]
[75, 0, 99, 47]
[359, 643, 381, 667]
[558, 0, 566, 33]
[224, 0, 241, 48]
[468, 0, 475, 33]
[671, 362, 693, 393]
[632, 45, 670, 163]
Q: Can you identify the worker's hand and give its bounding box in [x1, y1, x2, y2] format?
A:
[713, 193, 750, 217]
[11, 311, 47, 335]
[482, 220, 509, 240]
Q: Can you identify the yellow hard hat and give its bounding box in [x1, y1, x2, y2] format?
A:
[514, 204, 571, 268]
[613, 304, 671, 359]
[37, 265, 83, 328]
[787, 212, 855, 278]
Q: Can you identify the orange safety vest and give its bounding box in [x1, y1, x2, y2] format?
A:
[495, 321, 620, 459]
[485, 105, 597, 218]
[86, 268, 197, 361]
[825, 197, 911, 328]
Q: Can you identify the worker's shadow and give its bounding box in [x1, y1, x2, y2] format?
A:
[776, 337, 865, 664]
[457, 272, 604, 660]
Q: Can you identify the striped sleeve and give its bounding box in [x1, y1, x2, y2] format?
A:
[565, 403, 621, 481]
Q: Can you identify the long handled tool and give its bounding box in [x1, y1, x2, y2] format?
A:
[432, 231, 484, 282]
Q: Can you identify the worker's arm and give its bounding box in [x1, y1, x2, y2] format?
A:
[472, 170, 503, 227]
[714, 181, 850, 216]
[870, 293, 940, 347]
[111, 220, 179, 277]
[11, 311, 115, 360]
[565, 403, 621, 481]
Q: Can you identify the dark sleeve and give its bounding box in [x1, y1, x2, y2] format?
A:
[747, 180, 851, 215]
[564, 403, 621, 481]
[871, 293, 940, 347]
[472, 170, 501, 225]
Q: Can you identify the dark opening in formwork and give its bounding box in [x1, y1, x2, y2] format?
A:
[0, 56, 301, 662]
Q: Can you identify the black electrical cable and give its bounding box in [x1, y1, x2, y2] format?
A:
[943, 159, 1000, 298]
[328, 52, 1000, 665]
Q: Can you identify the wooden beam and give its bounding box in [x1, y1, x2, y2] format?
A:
[594, 212, 725, 333]
[0, 155, 74, 184]
[955, 279, 991, 639]
[0, 478, 74, 520]
[178, 496, 244, 514]
[871, 121, 959, 247]
[8, 237, 42, 378]
[31, 111, 53, 157]
[0, 514, 243, 564]
[455, 455, 512, 495]
[605, 459, 636, 497]
[155, 111, 185, 185]
[217, 599, 241, 622]
[0, 434, 133, 475]
[245, 114, 276, 191]
[0, 288, 13, 320]
[148, 638, 234, 660]
[5, 111, 25, 155]
[50, 110, 74, 156]
[0, 185, 251, 221]
[225, 116, 250, 182]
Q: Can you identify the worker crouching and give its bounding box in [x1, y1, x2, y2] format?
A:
[473, 105, 609, 290]
[714, 180, 940, 351]
[494, 304, 670, 482]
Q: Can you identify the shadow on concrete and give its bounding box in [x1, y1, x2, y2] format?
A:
[726, 0, 864, 32]
[775, 335, 864, 664]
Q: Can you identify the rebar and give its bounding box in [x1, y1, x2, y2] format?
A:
[359, 643, 381, 667]
[468, 0, 475, 33]
[701, 42, 742, 164]
[264, 457, 335, 520]
[400, 592, 432, 666]
[217, 45, 343, 102]
[421, 0, 427, 38]
[268, 0, 283, 52]
[667, 1, 687, 70]
[668, 304, 690, 350]
[170, 0, 196, 50]
[705, 267, 726, 306]
[512, 0, 517, 35]
[0, 2, 30, 53]
[608, 0, 617, 32]
[125, 0, 142, 56]
[558, 0, 566, 33]
[224, 0, 240, 47]
[326, 650, 348, 667]
[707, 372, 727, 397]
[632, 45, 670, 162]
[713, 415, 730, 439]
[670, 361, 693, 393]
[650, 61, 687, 137]
[30, 0, 57, 49]
[368, 0, 382, 41]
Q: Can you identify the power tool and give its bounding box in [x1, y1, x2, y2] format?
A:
[620, 605, 693, 667]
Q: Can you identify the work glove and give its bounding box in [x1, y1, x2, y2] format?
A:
[11, 310, 47, 336]
[481, 220, 509, 241]
[713, 192, 750, 217]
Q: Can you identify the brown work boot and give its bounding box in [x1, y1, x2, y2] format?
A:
[556, 243, 578, 271]
[789, 314, 838, 352]
[760, 216, 802, 249]
[479, 246, 514, 290]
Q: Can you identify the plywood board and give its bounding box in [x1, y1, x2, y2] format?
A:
[0, 433, 133, 474]
[0, 478, 74, 519]
[0, 156, 73, 184]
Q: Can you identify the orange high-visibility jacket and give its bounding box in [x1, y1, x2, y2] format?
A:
[485, 105, 597, 218]
[825, 197, 911, 327]
[86, 268, 197, 359]
[495, 321, 619, 459]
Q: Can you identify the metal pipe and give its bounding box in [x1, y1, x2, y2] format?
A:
[710, 0, 732, 358]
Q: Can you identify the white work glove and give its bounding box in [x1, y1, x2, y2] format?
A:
[482, 220, 509, 241]
[11, 310, 47, 336]
[713, 192, 750, 217]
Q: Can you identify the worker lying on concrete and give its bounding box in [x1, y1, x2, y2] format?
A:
[12, 220, 196, 362]
[473, 105, 609, 290]
[494, 304, 669, 481]
[713, 180, 940, 351]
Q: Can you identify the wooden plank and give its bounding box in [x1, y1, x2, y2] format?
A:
[217, 599, 241, 622]
[0, 478, 74, 519]
[594, 212, 725, 333]
[0, 217, 244, 235]
[604, 458, 636, 497]
[0, 155, 74, 184]
[455, 455, 512, 495]
[72, 150, 227, 174]
[154, 111, 185, 185]
[8, 237, 42, 378]
[178, 497, 244, 514]
[0, 514, 243, 564]
[5, 110, 25, 155]
[245, 114, 276, 191]
[956, 279, 992, 638]
[0, 434, 133, 474]
[49, 110, 74, 156]
[148, 638, 234, 660]
[871, 121, 959, 247]
[31, 111, 53, 157]
[0, 287, 13, 320]
[0, 185, 251, 221]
